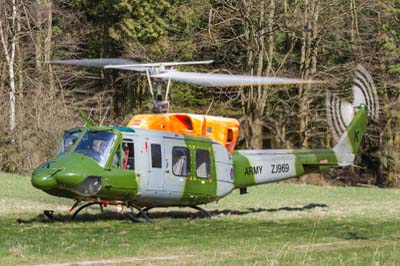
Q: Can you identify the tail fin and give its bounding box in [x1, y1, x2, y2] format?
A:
[327, 65, 378, 166]
[333, 105, 368, 166]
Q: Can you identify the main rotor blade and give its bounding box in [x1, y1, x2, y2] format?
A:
[49, 58, 145, 71]
[50, 59, 214, 72]
[104, 60, 214, 70]
[49, 59, 324, 86]
[151, 71, 324, 87]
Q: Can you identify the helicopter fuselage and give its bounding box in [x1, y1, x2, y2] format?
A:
[32, 126, 234, 207]
[31, 105, 367, 209]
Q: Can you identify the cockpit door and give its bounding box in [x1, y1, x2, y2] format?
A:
[103, 140, 136, 199]
[147, 142, 165, 190]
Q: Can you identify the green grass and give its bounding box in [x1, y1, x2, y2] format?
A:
[1, 172, 400, 265]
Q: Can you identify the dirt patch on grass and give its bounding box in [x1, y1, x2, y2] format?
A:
[291, 239, 399, 252]
[0, 198, 68, 216]
[29, 255, 194, 266]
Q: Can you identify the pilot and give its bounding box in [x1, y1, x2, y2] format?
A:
[92, 139, 102, 153]
[92, 139, 107, 162]
[64, 138, 74, 152]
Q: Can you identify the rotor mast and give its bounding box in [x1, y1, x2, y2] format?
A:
[144, 66, 172, 113]
[108, 60, 214, 113]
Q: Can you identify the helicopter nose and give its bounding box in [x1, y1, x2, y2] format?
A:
[32, 153, 105, 196]
[53, 171, 85, 187]
[31, 168, 60, 190]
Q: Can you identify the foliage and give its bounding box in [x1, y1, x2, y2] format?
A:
[0, 0, 399, 186]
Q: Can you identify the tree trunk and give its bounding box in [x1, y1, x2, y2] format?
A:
[298, 0, 319, 148]
[44, 0, 54, 92]
[265, 0, 275, 77]
[0, 0, 17, 133]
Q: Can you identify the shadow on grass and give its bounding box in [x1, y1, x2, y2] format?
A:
[266, 203, 328, 212]
[209, 203, 328, 216]
[16, 211, 128, 224]
[16, 203, 328, 224]
[343, 231, 370, 240]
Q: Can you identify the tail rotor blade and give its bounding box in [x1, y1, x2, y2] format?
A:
[352, 65, 379, 121]
[326, 65, 380, 142]
[326, 93, 353, 141]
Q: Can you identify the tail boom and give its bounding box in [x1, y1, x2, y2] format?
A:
[233, 149, 338, 188]
[233, 105, 368, 188]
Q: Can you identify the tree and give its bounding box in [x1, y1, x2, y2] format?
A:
[375, 0, 400, 186]
[0, 0, 17, 134]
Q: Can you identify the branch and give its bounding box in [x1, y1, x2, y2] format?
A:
[0, 9, 11, 65]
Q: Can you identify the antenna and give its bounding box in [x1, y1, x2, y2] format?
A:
[77, 108, 94, 127]
[206, 99, 214, 115]
[100, 106, 110, 126]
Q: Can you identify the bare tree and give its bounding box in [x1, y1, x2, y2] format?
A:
[0, 0, 17, 133]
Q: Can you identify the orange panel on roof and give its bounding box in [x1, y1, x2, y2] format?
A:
[127, 113, 240, 153]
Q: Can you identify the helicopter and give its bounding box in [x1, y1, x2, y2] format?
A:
[31, 60, 379, 222]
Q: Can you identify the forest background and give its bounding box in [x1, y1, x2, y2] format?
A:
[0, 0, 399, 187]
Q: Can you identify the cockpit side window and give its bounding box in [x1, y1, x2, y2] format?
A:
[56, 130, 81, 155]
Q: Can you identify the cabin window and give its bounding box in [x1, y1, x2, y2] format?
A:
[196, 149, 211, 178]
[151, 144, 162, 168]
[123, 140, 135, 170]
[172, 146, 190, 176]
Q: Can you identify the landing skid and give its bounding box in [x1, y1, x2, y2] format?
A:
[41, 202, 101, 222]
[43, 210, 55, 220]
[135, 205, 214, 219]
[71, 202, 99, 220]
[125, 204, 152, 223]
[67, 200, 153, 223]
[43, 210, 63, 221]
[39, 201, 106, 222]
[40, 202, 213, 222]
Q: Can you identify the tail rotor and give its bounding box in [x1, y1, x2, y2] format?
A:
[327, 65, 379, 142]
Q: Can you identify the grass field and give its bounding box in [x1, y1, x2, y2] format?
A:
[1, 172, 400, 266]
